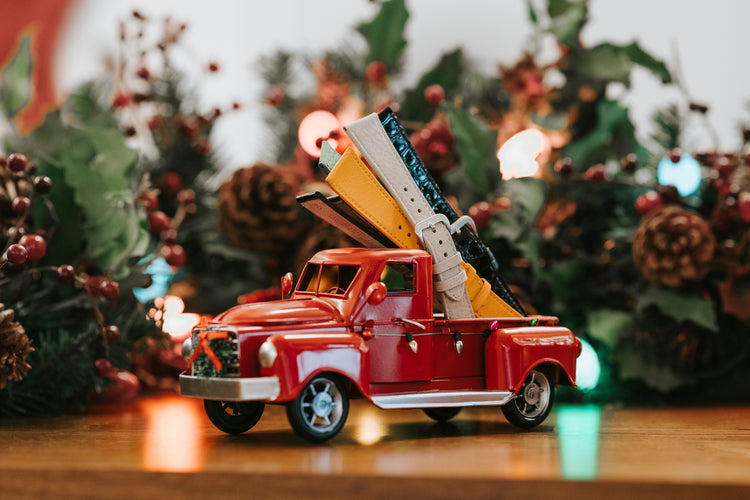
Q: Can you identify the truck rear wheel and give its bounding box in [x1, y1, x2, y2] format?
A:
[286, 375, 349, 443]
[501, 368, 554, 429]
[423, 407, 462, 422]
[204, 400, 264, 435]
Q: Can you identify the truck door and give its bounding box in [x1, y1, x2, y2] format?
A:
[358, 260, 435, 383]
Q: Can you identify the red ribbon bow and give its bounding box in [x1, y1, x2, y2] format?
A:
[187, 317, 229, 372]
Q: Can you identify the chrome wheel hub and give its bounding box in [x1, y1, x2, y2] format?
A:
[312, 392, 333, 418]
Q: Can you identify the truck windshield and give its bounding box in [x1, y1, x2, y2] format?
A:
[297, 264, 360, 296]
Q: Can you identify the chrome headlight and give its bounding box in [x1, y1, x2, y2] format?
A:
[258, 340, 278, 368]
[181, 336, 193, 362]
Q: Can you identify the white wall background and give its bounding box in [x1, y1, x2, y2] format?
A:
[55, 0, 750, 171]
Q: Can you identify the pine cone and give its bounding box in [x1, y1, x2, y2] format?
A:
[216, 164, 304, 254]
[633, 206, 715, 288]
[0, 304, 33, 389]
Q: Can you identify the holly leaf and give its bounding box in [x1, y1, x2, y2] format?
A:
[586, 309, 632, 351]
[356, 0, 409, 69]
[563, 99, 643, 166]
[527, 0, 539, 24]
[547, 0, 588, 46]
[444, 104, 498, 193]
[578, 42, 672, 86]
[487, 178, 547, 243]
[637, 287, 718, 332]
[0, 35, 33, 117]
[616, 343, 684, 392]
[400, 49, 464, 122]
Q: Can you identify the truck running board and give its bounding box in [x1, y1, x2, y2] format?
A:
[371, 390, 514, 409]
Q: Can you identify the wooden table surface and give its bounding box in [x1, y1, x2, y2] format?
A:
[2, 393, 749, 499]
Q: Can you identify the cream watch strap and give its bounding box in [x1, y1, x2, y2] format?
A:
[344, 113, 475, 319]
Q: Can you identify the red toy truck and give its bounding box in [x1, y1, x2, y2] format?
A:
[180, 248, 581, 442]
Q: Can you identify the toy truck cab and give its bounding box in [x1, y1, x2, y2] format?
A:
[180, 248, 580, 442]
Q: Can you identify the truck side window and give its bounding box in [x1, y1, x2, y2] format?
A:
[298, 264, 320, 292]
[382, 262, 415, 294]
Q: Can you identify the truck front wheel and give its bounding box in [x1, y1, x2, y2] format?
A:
[204, 400, 265, 435]
[286, 375, 349, 443]
[501, 368, 554, 429]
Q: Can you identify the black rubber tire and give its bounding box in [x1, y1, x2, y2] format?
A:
[204, 400, 265, 435]
[286, 375, 349, 443]
[423, 407, 462, 422]
[501, 368, 554, 429]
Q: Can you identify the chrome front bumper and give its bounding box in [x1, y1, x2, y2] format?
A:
[179, 374, 280, 402]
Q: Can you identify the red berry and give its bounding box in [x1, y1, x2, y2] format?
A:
[158, 172, 183, 196]
[161, 243, 187, 267]
[8, 153, 28, 172]
[494, 197, 511, 211]
[585, 164, 607, 182]
[136, 66, 150, 80]
[669, 148, 682, 164]
[56, 265, 76, 284]
[365, 61, 388, 85]
[18, 234, 46, 262]
[232, 102, 241, 110]
[86, 276, 104, 296]
[94, 358, 113, 376]
[634, 191, 664, 215]
[33, 176, 52, 194]
[424, 84, 445, 106]
[139, 193, 159, 212]
[554, 157, 573, 176]
[739, 193, 750, 223]
[100, 280, 120, 300]
[148, 211, 171, 233]
[208, 61, 219, 72]
[468, 201, 494, 229]
[112, 91, 132, 109]
[105, 325, 121, 344]
[175, 117, 199, 140]
[265, 85, 286, 107]
[6, 244, 28, 265]
[0, 155, 7, 167]
[160, 228, 178, 245]
[194, 139, 210, 156]
[715, 156, 734, 178]
[620, 153, 637, 172]
[11, 197, 30, 215]
[657, 184, 681, 204]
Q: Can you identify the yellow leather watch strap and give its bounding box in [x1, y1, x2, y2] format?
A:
[462, 262, 522, 318]
[326, 148, 420, 250]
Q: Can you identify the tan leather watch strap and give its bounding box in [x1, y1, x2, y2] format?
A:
[344, 113, 475, 319]
[326, 148, 420, 249]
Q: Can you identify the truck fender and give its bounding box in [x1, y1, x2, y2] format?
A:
[485, 327, 579, 392]
[260, 332, 369, 402]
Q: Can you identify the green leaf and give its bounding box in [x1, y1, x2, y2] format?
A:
[586, 309, 632, 351]
[563, 99, 641, 166]
[577, 42, 672, 86]
[356, 0, 409, 68]
[69, 84, 119, 128]
[616, 343, 684, 392]
[444, 104, 498, 193]
[400, 49, 464, 122]
[637, 287, 718, 332]
[487, 178, 547, 243]
[527, 0, 539, 24]
[0, 35, 33, 117]
[547, 0, 588, 46]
